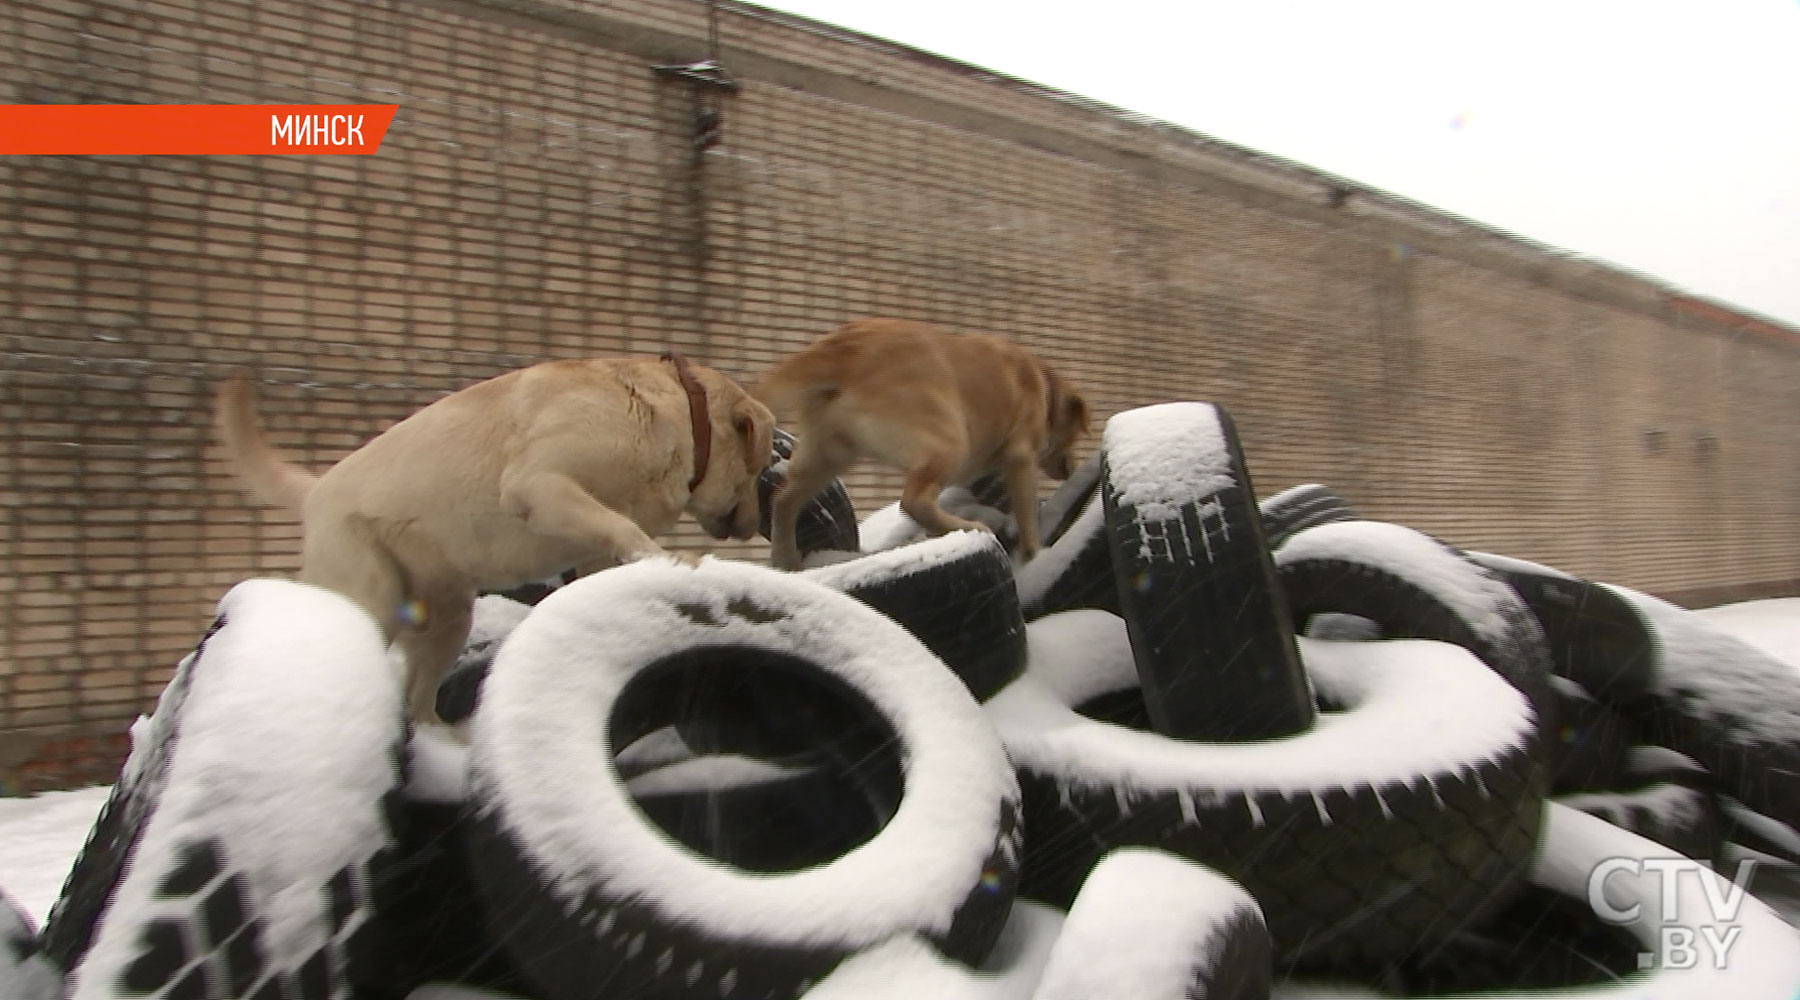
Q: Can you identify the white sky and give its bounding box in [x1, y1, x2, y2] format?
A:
[749, 0, 1800, 329]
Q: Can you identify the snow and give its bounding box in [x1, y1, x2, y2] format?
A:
[1100, 402, 1235, 525]
[1, 885, 62, 1000]
[1696, 598, 1800, 671]
[1275, 520, 1526, 654]
[0, 785, 113, 928]
[801, 901, 1067, 1000]
[986, 611, 1536, 798]
[802, 528, 1002, 593]
[854, 492, 1012, 555]
[1558, 783, 1711, 834]
[405, 724, 472, 804]
[1604, 585, 1800, 745]
[470, 556, 1018, 953]
[1013, 492, 1103, 611]
[1032, 847, 1263, 1000]
[624, 755, 810, 798]
[1464, 549, 1581, 581]
[72, 579, 404, 1000]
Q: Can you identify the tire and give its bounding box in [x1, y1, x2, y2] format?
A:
[1464, 552, 1657, 703]
[434, 594, 534, 725]
[1014, 492, 1117, 620]
[50, 579, 407, 1000]
[1038, 451, 1102, 549]
[1101, 402, 1315, 741]
[1274, 520, 1557, 740]
[759, 426, 861, 556]
[798, 904, 1070, 1000]
[465, 558, 1022, 1000]
[802, 530, 1027, 701]
[1604, 584, 1800, 832]
[1547, 676, 1640, 795]
[4, 887, 62, 1000]
[1032, 848, 1271, 1000]
[985, 609, 1544, 967]
[1258, 483, 1358, 552]
[1283, 803, 1800, 998]
[1557, 783, 1726, 864]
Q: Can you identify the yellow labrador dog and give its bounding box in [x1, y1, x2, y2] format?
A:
[756, 318, 1090, 570]
[214, 354, 775, 723]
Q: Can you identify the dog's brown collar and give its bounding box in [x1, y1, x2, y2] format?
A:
[662, 351, 711, 492]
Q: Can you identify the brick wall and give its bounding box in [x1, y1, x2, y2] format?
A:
[3, 0, 1798, 791]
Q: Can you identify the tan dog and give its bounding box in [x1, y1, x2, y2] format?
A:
[756, 318, 1089, 570]
[214, 355, 775, 723]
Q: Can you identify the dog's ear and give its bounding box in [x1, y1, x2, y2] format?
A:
[733, 398, 772, 469]
[1046, 370, 1090, 436]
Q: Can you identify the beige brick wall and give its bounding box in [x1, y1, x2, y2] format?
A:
[3, 0, 1798, 789]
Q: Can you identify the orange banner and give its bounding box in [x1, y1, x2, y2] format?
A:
[0, 104, 400, 155]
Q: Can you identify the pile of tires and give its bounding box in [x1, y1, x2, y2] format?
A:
[10, 399, 1800, 1000]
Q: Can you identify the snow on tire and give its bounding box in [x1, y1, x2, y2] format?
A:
[1032, 848, 1271, 1000]
[1101, 402, 1315, 740]
[1274, 520, 1557, 739]
[1465, 551, 1657, 703]
[434, 594, 534, 725]
[1279, 804, 1800, 999]
[985, 610, 1544, 967]
[759, 426, 861, 556]
[1601, 585, 1800, 833]
[4, 887, 62, 1000]
[1258, 483, 1358, 552]
[802, 530, 1027, 701]
[1014, 492, 1117, 620]
[1557, 783, 1726, 865]
[465, 558, 1022, 1000]
[47, 579, 406, 1000]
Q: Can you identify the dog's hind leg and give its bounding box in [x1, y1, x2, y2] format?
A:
[298, 515, 407, 639]
[769, 433, 853, 570]
[900, 454, 994, 542]
[398, 592, 474, 726]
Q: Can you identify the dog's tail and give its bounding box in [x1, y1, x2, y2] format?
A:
[752, 354, 845, 424]
[213, 378, 319, 513]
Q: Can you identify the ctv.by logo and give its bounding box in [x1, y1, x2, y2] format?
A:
[1586, 857, 1759, 970]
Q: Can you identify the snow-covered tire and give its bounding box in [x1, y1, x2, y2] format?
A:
[1274, 520, 1557, 738]
[1547, 677, 1640, 794]
[47, 579, 406, 1000]
[759, 426, 861, 556]
[1282, 803, 1800, 998]
[1603, 585, 1800, 833]
[1558, 783, 1726, 864]
[434, 594, 534, 724]
[1101, 402, 1314, 740]
[1015, 492, 1117, 620]
[465, 558, 1022, 1000]
[1032, 848, 1271, 1000]
[4, 887, 62, 1000]
[1259, 483, 1358, 552]
[1465, 552, 1657, 703]
[802, 530, 1026, 701]
[986, 611, 1544, 967]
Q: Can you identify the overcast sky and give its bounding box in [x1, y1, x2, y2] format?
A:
[751, 0, 1800, 329]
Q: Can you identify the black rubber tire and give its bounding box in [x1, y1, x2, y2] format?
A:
[1014, 491, 1118, 620]
[1258, 483, 1359, 552]
[1546, 676, 1640, 795]
[38, 618, 219, 974]
[986, 610, 1545, 968]
[1274, 520, 1557, 742]
[1283, 802, 1800, 997]
[1464, 551, 1657, 704]
[434, 594, 534, 725]
[1101, 401, 1315, 741]
[759, 426, 861, 556]
[1038, 451, 1102, 549]
[802, 529, 1026, 702]
[1031, 848, 1272, 1000]
[46, 579, 407, 1000]
[465, 558, 1022, 1000]
[1604, 584, 1800, 834]
[3, 887, 62, 1000]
